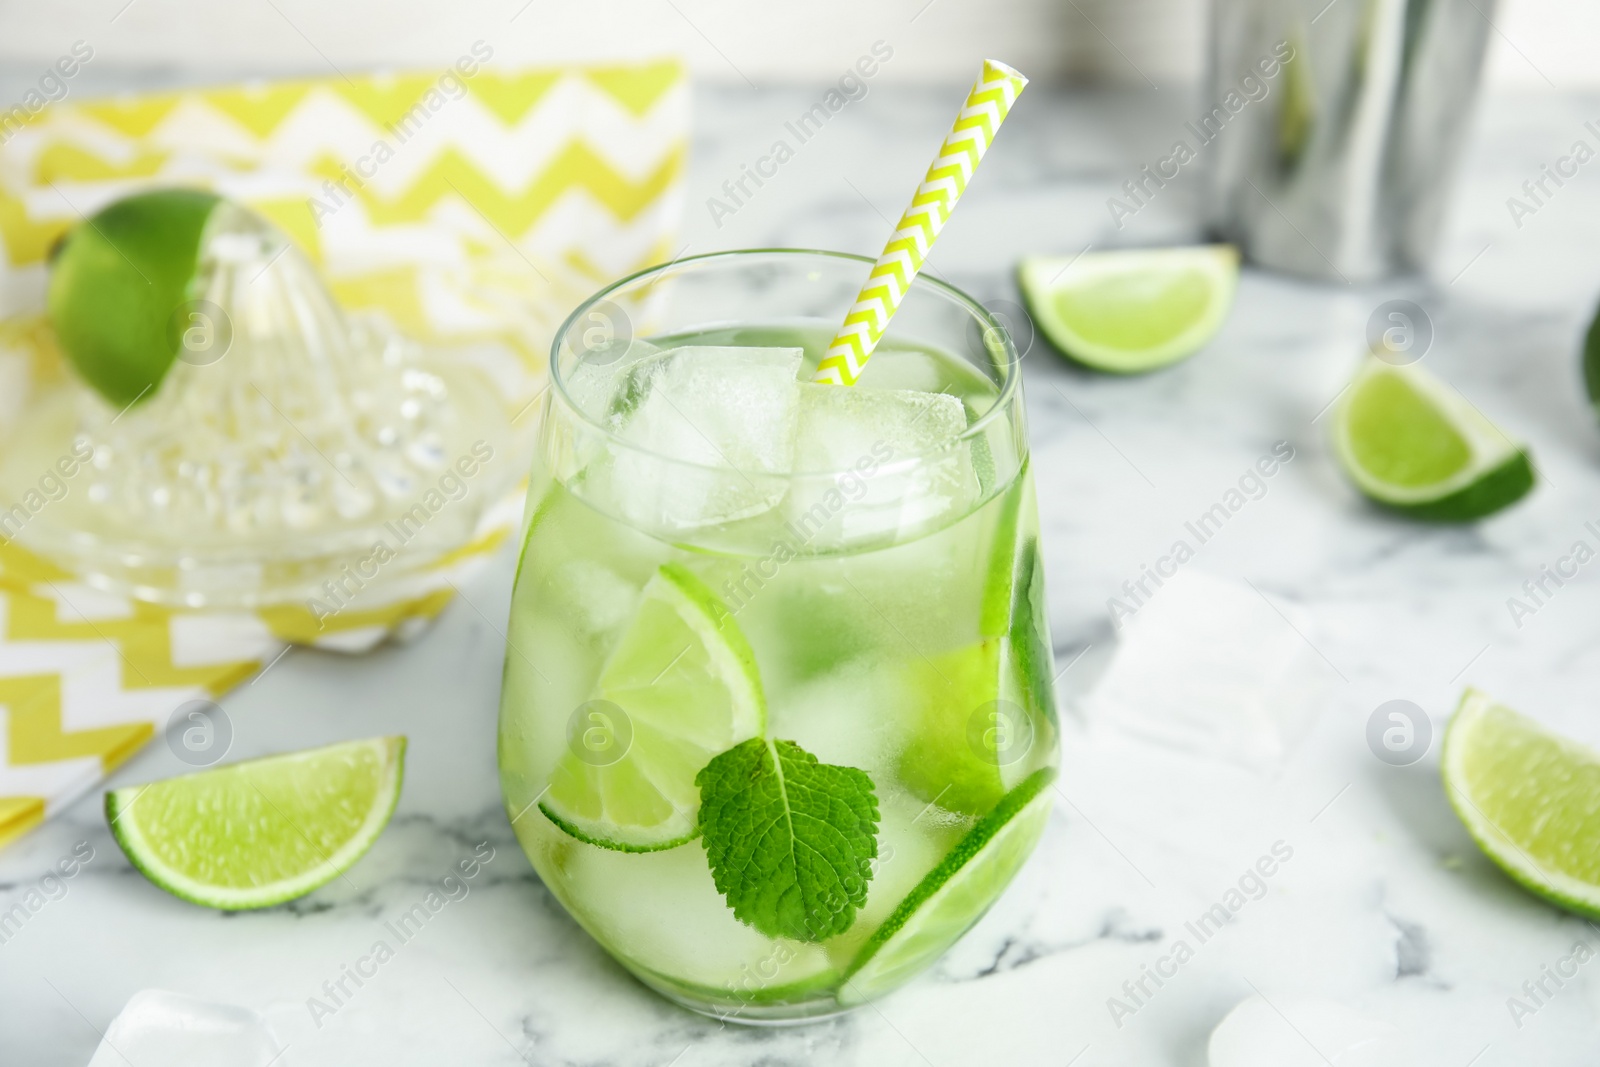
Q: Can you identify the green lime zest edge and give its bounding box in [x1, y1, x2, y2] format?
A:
[537, 800, 699, 854]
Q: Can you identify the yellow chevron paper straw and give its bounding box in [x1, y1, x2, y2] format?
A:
[813, 59, 1028, 386]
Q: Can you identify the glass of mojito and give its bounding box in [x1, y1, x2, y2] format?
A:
[499, 249, 1059, 1022]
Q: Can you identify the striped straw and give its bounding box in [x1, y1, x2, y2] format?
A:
[813, 59, 1028, 386]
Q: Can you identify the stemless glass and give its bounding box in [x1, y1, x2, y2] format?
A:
[498, 249, 1059, 1022]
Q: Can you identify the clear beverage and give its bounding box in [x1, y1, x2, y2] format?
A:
[498, 251, 1058, 1021]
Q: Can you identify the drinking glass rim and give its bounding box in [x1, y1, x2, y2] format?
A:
[548, 247, 1023, 479]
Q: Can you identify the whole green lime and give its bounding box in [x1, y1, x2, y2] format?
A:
[48, 188, 222, 407]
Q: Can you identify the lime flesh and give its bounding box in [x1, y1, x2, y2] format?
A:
[106, 736, 405, 910]
[841, 767, 1055, 1005]
[1333, 359, 1533, 521]
[1346, 370, 1472, 486]
[49, 188, 222, 407]
[539, 563, 765, 851]
[1018, 246, 1238, 373]
[1444, 690, 1600, 920]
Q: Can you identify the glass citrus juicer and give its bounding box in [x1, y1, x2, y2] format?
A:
[0, 188, 517, 609]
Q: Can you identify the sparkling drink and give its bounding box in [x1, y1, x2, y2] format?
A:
[498, 251, 1059, 1021]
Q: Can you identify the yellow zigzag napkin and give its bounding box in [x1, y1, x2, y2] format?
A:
[0, 57, 687, 847]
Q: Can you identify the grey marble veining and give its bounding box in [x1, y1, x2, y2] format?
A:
[4, 82, 1600, 1065]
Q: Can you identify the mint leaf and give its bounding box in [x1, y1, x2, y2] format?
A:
[696, 738, 879, 943]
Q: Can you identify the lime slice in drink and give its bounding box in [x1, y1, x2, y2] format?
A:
[1443, 690, 1600, 920]
[539, 562, 765, 851]
[979, 468, 1028, 639]
[1333, 358, 1534, 521]
[49, 188, 223, 407]
[1018, 246, 1238, 373]
[841, 767, 1055, 1005]
[105, 736, 405, 910]
[1008, 539, 1058, 729]
[899, 470, 1055, 816]
[896, 639, 1034, 816]
[980, 464, 1057, 727]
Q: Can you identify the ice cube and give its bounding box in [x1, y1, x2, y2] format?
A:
[619, 346, 802, 468]
[826, 787, 966, 962]
[853, 347, 947, 393]
[1083, 570, 1330, 772]
[563, 337, 664, 421]
[601, 345, 804, 531]
[546, 558, 639, 648]
[776, 659, 907, 777]
[562, 837, 838, 997]
[88, 989, 285, 1067]
[786, 383, 978, 547]
[1209, 996, 1399, 1067]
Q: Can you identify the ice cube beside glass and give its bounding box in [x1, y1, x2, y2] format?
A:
[87, 989, 285, 1067]
[1084, 569, 1330, 772]
[1209, 995, 1401, 1067]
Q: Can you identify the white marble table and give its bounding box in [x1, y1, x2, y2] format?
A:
[5, 79, 1600, 1066]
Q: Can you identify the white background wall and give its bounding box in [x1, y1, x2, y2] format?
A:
[0, 0, 1592, 89]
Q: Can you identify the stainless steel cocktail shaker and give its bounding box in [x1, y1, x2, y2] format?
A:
[1207, 0, 1496, 282]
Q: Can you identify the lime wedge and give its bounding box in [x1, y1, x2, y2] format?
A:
[49, 188, 223, 407]
[105, 736, 405, 911]
[540, 562, 765, 851]
[1333, 358, 1534, 521]
[841, 767, 1055, 1005]
[1018, 246, 1238, 373]
[1444, 690, 1600, 920]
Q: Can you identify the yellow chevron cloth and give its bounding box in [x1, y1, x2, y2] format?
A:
[0, 58, 687, 848]
[814, 59, 1025, 386]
